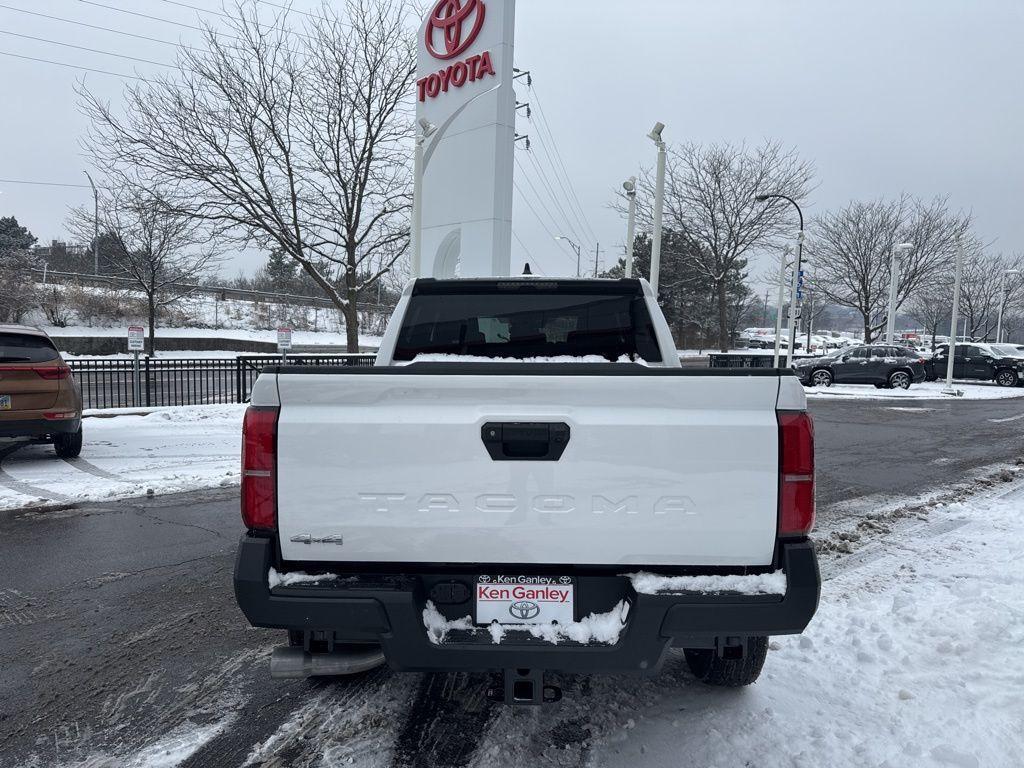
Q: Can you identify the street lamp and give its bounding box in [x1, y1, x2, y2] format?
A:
[885, 243, 915, 344]
[410, 118, 437, 279]
[555, 236, 582, 277]
[996, 268, 1022, 343]
[622, 178, 637, 278]
[944, 238, 966, 395]
[755, 193, 805, 367]
[648, 122, 666, 296]
[83, 171, 99, 275]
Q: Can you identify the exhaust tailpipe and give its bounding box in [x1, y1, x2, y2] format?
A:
[270, 645, 386, 679]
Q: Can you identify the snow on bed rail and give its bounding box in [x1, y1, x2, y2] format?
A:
[408, 353, 647, 364]
[423, 600, 630, 646]
[628, 570, 787, 595]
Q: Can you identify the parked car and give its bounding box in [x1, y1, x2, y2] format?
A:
[0, 325, 83, 457]
[233, 277, 820, 705]
[926, 343, 1024, 386]
[792, 344, 927, 389]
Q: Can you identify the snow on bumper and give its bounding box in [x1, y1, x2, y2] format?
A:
[234, 534, 820, 674]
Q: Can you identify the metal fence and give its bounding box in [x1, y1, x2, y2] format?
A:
[68, 354, 376, 410]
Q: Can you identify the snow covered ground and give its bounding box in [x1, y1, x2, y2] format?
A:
[806, 381, 1024, 400]
[0, 405, 244, 510]
[479, 484, 1024, 768]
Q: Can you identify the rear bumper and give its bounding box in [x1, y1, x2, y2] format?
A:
[234, 536, 820, 675]
[0, 417, 80, 438]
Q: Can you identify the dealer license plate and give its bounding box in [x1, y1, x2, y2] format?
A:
[0, 395, 10, 410]
[475, 575, 575, 625]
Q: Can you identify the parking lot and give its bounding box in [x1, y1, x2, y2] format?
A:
[1, 396, 1022, 767]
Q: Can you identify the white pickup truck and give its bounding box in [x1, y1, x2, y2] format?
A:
[234, 277, 819, 704]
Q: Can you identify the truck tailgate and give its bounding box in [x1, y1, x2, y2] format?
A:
[273, 369, 784, 567]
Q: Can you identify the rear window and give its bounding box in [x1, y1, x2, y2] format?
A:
[0, 333, 60, 363]
[394, 285, 663, 362]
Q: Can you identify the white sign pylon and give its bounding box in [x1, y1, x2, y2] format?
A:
[415, 0, 517, 279]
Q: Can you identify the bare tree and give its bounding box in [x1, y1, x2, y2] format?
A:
[807, 197, 971, 342]
[79, 0, 416, 352]
[906, 288, 952, 351]
[617, 141, 814, 351]
[68, 183, 218, 355]
[958, 250, 1024, 340]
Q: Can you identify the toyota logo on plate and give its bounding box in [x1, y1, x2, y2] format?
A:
[508, 600, 540, 621]
[425, 0, 486, 60]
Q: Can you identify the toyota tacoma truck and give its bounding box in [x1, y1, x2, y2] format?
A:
[234, 277, 819, 704]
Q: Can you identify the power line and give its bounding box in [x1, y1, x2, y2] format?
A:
[0, 29, 175, 68]
[0, 3, 203, 52]
[0, 177, 94, 189]
[512, 177, 578, 271]
[530, 85, 599, 245]
[153, 0, 317, 42]
[521, 146, 592, 251]
[76, 0, 238, 40]
[0, 49, 145, 80]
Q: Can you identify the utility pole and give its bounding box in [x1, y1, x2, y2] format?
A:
[886, 243, 915, 344]
[593, 242, 602, 278]
[763, 289, 769, 327]
[83, 171, 99, 275]
[996, 268, 1022, 343]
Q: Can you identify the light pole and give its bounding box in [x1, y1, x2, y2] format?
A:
[772, 246, 793, 368]
[755, 193, 805, 367]
[623, 178, 637, 278]
[410, 118, 437, 279]
[886, 243, 915, 344]
[996, 268, 1021, 343]
[648, 122, 666, 296]
[83, 171, 99, 275]
[944, 238, 966, 395]
[556, 236, 582, 277]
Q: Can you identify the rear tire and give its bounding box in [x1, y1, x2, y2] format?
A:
[888, 370, 912, 390]
[54, 427, 83, 459]
[810, 369, 833, 388]
[995, 369, 1019, 388]
[684, 636, 769, 687]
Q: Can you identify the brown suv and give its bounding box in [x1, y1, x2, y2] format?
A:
[0, 325, 83, 458]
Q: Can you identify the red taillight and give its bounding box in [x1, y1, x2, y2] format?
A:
[35, 366, 71, 380]
[778, 410, 815, 538]
[241, 406, 278, 532]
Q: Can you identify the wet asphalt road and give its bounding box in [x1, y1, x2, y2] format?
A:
[0, 396, 1021, 767]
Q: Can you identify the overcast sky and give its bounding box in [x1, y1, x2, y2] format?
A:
[2, 0, 1022, 292]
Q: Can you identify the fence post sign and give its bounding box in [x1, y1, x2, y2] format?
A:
[127, 326, 145, 352]
[277, 327, 292, 363]
[127, 326, 145, 407]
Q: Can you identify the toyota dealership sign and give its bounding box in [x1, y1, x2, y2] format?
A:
[418, 0, 496, 102]
[415, 0, 516, 279]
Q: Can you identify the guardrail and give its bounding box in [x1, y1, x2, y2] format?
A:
[68, 354, 376, 410]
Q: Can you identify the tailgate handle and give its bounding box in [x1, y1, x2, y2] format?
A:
[481, 422, 570, 461]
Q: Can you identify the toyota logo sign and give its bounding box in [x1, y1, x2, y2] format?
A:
[508, 600, 541, 621]
[425, 0, 486, 60]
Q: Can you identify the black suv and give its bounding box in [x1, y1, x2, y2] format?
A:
[793, 344, 927, 389]
[926, 344, 1024, 387]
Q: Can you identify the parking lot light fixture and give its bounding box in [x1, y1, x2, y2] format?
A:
[756, 193, 806, 367]
[556, 236, 582, 277]
[996, 268, 1022, 343]
[648, 123, 667, 295]
[886, 243, 915, 344]
[944, 239, 966, 396]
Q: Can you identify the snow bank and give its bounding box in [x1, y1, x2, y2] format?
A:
[628, 570, 787, 595]
[0, 404, 245, 511]
[806, 381, 1024, 400]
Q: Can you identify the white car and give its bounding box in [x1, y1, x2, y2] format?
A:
[234, 278, 820, 704]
